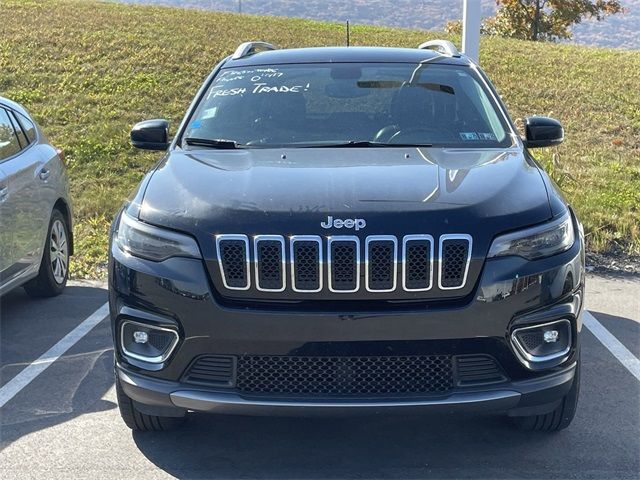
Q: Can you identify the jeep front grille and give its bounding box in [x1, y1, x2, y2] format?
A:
[215, 234, 472, 294]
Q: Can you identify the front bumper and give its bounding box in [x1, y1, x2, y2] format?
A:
[117, 360, 576, 417]
[109, 225, 584, 417]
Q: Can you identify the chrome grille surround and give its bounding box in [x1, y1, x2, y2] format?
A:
[215, 234, 251, 290]
[402, 234, 434, 292]
[438, 234, 473, 290]
[290, 235, 323, 293]
[365, 235, 398, 292]
[253, 235, 286, 292]
[215, 234, 473, 294]
[327, 236, 361, 293]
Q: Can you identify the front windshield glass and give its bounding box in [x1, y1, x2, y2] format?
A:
[183, 63, 514, 148]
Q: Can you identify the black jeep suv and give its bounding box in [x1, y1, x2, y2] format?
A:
[109, 41, 584, 432]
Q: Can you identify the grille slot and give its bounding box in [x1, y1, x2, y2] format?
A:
[236, 354, 453, 396]
[291, 236, 322, 292]
[403, 235, 434, 291]
[365, 236, 397, 292]
[216, 235, 250, 290]
[254, 236, 285, 292]
[328, 237, 360, 292]
[183, 355, 236, 387]
[455, 355, 507, 386]
[439, 235, 472, 290]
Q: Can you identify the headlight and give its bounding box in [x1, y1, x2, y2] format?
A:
[488, 211, 575, 260]
[115, 212, 201, 261]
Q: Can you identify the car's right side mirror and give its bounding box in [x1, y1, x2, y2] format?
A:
[131, 119, 170, 150]
[524, 116, 564, 148]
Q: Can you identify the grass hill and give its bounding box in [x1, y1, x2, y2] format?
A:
[117, 0, 640, 49]
[1, 0, 638, 277]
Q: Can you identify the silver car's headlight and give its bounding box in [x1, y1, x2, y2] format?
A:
[488, 211, 575, 260]
[115, 212, 201, 261]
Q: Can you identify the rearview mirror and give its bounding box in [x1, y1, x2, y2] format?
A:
[131, 119, 170, 150]
[524, 116, 564, 148]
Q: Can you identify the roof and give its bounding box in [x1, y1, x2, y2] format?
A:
[0, 96, 30, 117]
[223, 46, 471, 68]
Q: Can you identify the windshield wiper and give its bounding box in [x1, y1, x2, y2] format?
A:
[184, 137, 240, 149]
[299, 141, 433, 148]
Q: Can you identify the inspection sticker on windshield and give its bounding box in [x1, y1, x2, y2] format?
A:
[460, 132, 496, 141]
[460, 132, 479, 140]
[477, 132, 497, 140]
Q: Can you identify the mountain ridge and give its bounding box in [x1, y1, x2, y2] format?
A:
[115, 0, 639, 49]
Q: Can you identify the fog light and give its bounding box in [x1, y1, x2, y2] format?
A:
[120, 320, 179, 364]
[511, 319, 572, 367]
[133, 331, 149, 344]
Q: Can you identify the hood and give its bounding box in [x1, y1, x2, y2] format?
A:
[138, 147, 551, 250]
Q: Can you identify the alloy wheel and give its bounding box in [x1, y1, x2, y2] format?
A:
[50, 219, 68, 284]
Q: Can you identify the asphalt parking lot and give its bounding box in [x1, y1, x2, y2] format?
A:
[0, 275, 638, 479]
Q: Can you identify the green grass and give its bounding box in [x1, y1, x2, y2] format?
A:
[1, 0, 638, 277]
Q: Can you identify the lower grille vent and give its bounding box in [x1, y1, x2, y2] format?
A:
[235, 354, 453, 396]
[455, 355, 506, 386]
[183, 356, 235, 387]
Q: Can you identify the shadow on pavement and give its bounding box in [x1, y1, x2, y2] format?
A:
[131, 401, 635, 479]
[133, 412, 535, 479]
[0, 285, 114, 451]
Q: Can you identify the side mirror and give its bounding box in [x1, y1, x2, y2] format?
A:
[524, 116, 564, 148]
[131, 119, 170, 150]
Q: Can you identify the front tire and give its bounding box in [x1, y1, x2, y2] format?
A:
[512, 355, 581, 432]
[115, 377, 185, 431]
[24, 209, 70, 298]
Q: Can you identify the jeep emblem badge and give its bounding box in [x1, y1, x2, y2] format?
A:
[321, 215, 366, 231]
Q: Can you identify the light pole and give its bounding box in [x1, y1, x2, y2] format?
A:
[462, 0, 481, 63]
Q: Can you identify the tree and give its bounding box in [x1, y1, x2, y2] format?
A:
[489, 0, 624, 41]
[446, 1, 624, 42]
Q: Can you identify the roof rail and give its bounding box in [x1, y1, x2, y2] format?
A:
[232, 41, 277, 60]
[417, 40, 460, 58]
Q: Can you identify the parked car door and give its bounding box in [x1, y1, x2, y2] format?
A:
[0, 164, 10, 285]
[0, 107, 48, 284]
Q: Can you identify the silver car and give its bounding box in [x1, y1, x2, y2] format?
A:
[0, 97, 73, 297]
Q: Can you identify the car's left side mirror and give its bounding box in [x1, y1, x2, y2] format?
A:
[131, 119, 170, 150]
[524, 116, 564, 148]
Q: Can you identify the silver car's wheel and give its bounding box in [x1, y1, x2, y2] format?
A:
[24, 209, 70, 298]
[50, 219, 69, 284]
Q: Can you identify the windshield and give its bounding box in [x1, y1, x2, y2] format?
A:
[182, 63, 514, 149]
